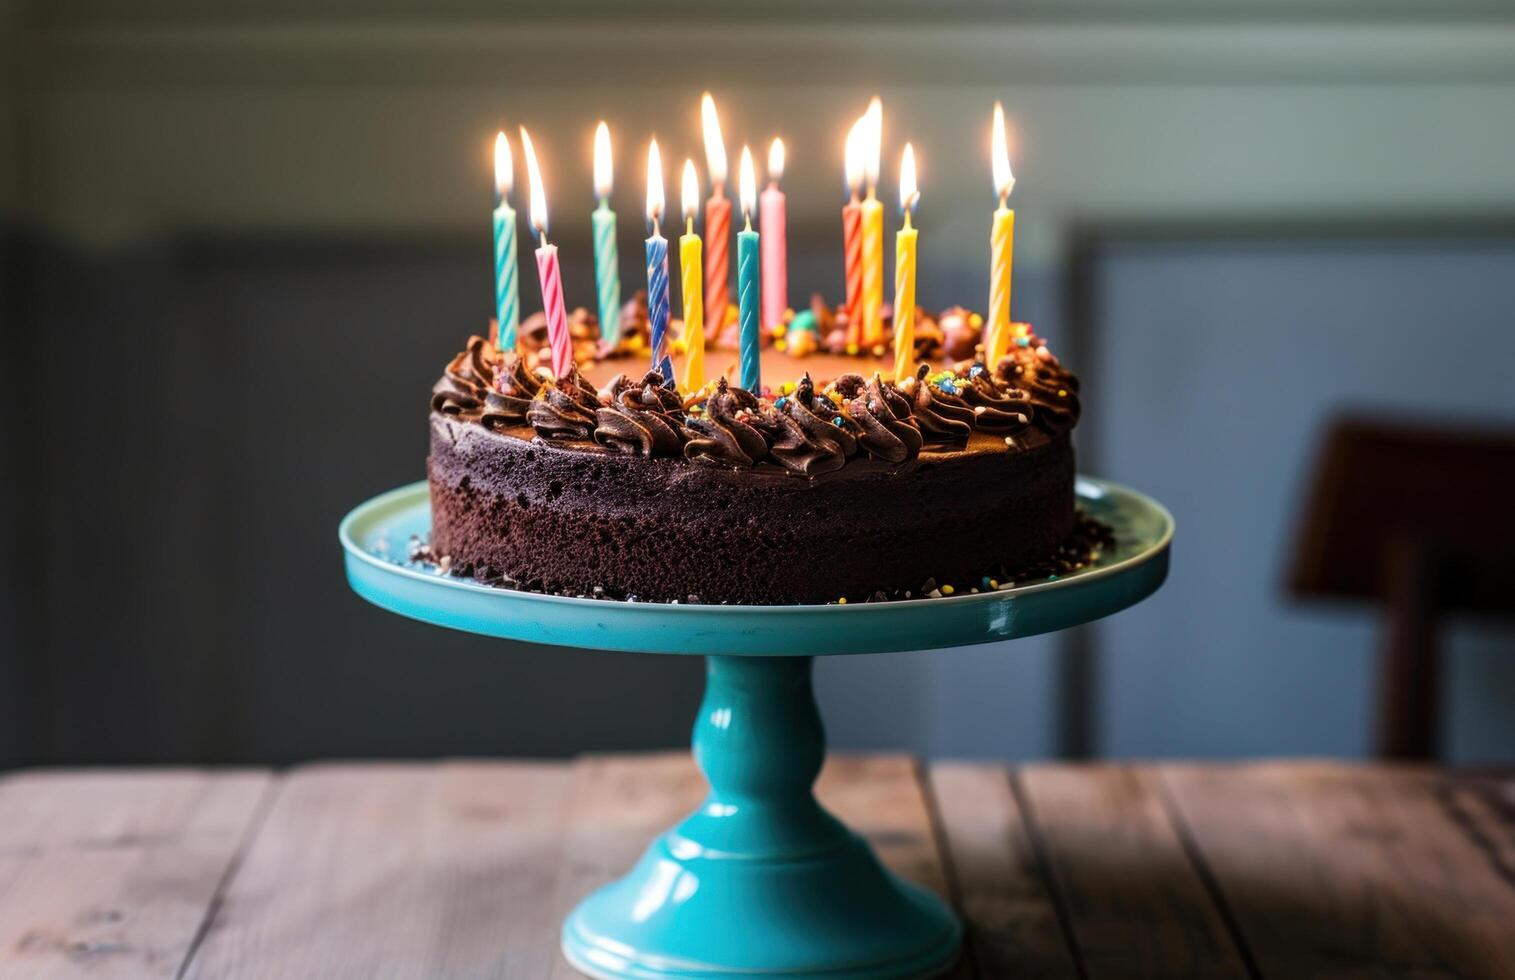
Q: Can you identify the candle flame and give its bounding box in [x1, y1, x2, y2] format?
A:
[992, 101, 1015, 201]
[738, 144, 756, 218]
[493, 131, 513, 201]
[899, 142, 918, 214]
[863, 96, 883, 190]
[768, 137, 785, 182]
[682, 159, 699, 223]
[519, 126, 548, 238]
[844, 117, 864, 195]
[700, 92, 728, 188]
[646, 137, 665, 226]
[593, 121, 613, 200]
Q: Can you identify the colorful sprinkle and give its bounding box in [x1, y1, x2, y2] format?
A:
[1016, 336, 1031, 348]
[837, 597, 848, 605]
[774, 396, 789, 409]
[941, 584, 955, 595]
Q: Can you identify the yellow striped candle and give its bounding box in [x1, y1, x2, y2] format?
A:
[679, 159, 705, 393]
[985, 101, 1016, 368]
[860, 97, 885, 346]
[861, 194, 884, 348]
[893, 143, 919, 382]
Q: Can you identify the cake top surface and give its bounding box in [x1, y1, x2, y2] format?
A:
[432, 296, 1081, 479]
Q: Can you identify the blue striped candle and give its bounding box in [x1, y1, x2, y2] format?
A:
[646, 231, 673, 384]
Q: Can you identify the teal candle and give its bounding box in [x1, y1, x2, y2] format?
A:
[493, 203, 519, 350]
[491, 132, 519, 352]
[736, 145, 761, 394]
[737, 226, 760, 393]
[592, 201, 621, 344]
[592, 123, 621, 344]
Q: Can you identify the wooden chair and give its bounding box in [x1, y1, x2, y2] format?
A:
[1288, 416, 1515, 759]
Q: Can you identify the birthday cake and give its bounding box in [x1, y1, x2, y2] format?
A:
[422, 97, 1102, 605]
[427, 298, 1087, 605]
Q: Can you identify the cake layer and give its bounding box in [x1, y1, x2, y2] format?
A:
[428, 416, 1075, 605]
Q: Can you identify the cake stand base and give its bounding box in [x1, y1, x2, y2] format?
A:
[340, 477, 1173, 978]
[561, 655, 961, 980]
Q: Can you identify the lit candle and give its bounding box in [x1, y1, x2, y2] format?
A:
[841, 118, 866, 350]
[591, 121, 622, 344]
[680, 159, 706, 393]
[760, 137, 787, 331]
[491, 132, 520, 352]
[700, 93, 731, 341]
[645, 138, 674, 386]
[986, 101, 1016, 369]
[736, 145, 761, 394]
[860, 97, 885, 348]
[893, 143, 919, 382]
[519, 127, 572, 379]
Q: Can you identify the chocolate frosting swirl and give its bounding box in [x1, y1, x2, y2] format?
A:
[765, 373, 857, 475]
[906, 364, 975, 446]
[528, 372, 599, 440]
[479, 353, 545, 427]
[996, 344, 1081, 435]
[431, 335, 499, 414]
[833, 374, 923, 464]
[959, 366, 1033, 435]
[594, 371, 689, 457]
[684, 379, 771, 468]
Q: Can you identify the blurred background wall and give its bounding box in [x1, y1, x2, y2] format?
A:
[3, 0, 1513, 767]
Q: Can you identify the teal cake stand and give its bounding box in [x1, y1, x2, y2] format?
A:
[340, 477, 1172, 979]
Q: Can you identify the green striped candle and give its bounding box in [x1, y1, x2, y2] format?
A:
[492, 132, 520, 351]
[592, 122, 622, 344]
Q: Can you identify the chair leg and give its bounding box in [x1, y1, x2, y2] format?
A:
[1376, 543, 1440, 760]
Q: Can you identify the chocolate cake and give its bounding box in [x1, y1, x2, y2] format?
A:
[427, 301, 1084, 605]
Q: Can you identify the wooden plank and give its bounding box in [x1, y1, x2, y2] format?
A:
[1162, 762, 1515, 979]
[1018, 764, 1252, 979]
[930, 762, 1079, 979]
[182, 761, 574, 980]
[547, 752, 708, 980]
[0, 769, 270, 980]
[817, 755, 972, 979]
[818, 755, 953, 901]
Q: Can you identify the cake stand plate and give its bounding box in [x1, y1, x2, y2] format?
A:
[339, 476, 1172, 979]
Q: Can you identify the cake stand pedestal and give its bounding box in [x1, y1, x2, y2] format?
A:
[340, 477, 1172, 979]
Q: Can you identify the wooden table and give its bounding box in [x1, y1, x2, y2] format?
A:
[0, 756, 1511, 979]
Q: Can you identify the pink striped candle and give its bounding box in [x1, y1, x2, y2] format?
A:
[519, 126, 573, 379]
[760, 137, 787, 329]
[536, 243, 572, 378]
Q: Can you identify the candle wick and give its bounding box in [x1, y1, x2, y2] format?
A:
[866, 186, 876, 203]
[744, 211, 752, 233]
[651, 216, 660, 239]
[999, 190, 1009, 209]
[686, 215, 694, 237]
